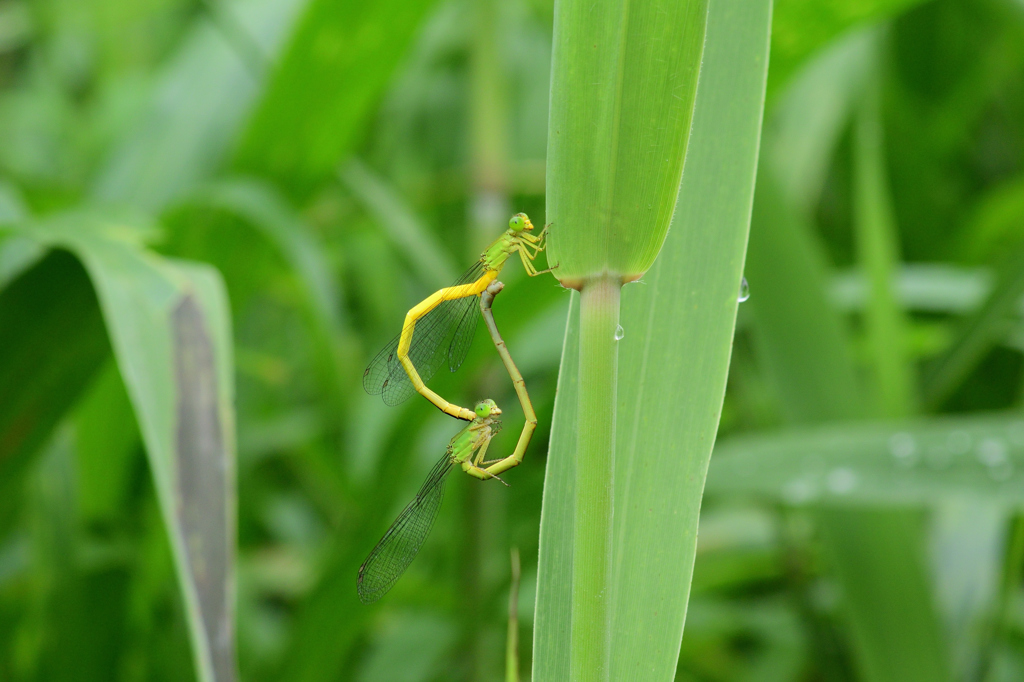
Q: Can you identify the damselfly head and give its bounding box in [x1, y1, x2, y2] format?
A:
[474, 399, 501, 419]
[509, 213, 533, 233]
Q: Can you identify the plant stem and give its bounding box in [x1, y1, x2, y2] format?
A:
[571, 274, 620, 681]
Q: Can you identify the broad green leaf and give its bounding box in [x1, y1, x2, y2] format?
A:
[708, 413, 1024, 505]
[610, 0, 771, 674]
[74, 360, 141, 522]
[544, 0, 708, 284]
[542, 0, 709, 675]
[233, 0, 439, 193]
[533, 0, 771, 677]
[12, 214, 237, 682]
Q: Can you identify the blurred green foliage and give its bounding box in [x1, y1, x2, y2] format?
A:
[2, 0, 1024, 680]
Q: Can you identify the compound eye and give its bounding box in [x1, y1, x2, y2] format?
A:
[509, 215, 523, 230]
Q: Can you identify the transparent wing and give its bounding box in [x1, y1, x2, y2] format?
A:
[362, 261, 486, 406]
[446, 291, 480, 373]
[357, 450, 455, 604]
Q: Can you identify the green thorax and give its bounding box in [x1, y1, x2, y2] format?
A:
[480, 229, 521, 272]
[449, 416, 498, 464]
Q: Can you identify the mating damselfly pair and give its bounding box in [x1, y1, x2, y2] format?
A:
[357, 213, 554, 605]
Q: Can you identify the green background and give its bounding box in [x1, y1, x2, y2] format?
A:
[3, 0, 1024, 680]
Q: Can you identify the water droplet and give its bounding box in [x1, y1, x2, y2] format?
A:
[826, 468, 858, 495]
[738, 277, 750, 303]
[976, 438, 1008, 468]
[614, 325, 625, 340]
[889, 432, 918, 468]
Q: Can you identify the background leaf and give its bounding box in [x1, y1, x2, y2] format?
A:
[5, 0, 1024, 679]
[0, 251, 109, 528]
[709, 413, 1024, 505]
[12, 214, 237, 682]
[233, 0, 440, 193]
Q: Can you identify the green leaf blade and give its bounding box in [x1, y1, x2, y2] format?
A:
[544, 0, 708, 285]
[534, 0, 771, 675]
[15, 215, 237, 682]
[709, 413, 1024, 505]
[610, 0, 772, 676]
[233, 0, 439, 194]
